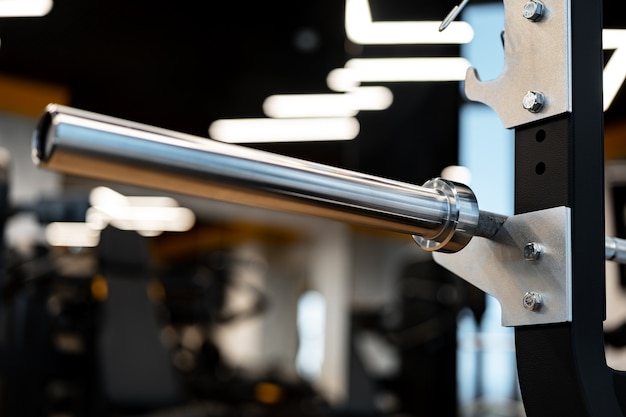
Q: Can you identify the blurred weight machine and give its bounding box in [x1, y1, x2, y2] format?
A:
[0, 183, 327, 417]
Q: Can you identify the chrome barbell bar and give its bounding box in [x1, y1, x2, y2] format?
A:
[31, 104, 626, 261]
[32, 104, 507, 253]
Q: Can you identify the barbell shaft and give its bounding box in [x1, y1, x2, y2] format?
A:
[30, 104, 626, 260]
[32, 104, 505, 252]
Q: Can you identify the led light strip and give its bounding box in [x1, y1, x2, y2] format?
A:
[0, 0, 53, 17]
[344, 0, 474, 45]
[344, 57, 471, 82]
[603, 29, 626, 111]
[262, 87, 393, 118]
[209, 117, 360, 143]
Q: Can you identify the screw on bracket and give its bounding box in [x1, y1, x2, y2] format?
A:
[523, 242, 543, 261]
[523, 291, 543, 311]
[522, 0, 545, 22]
[523, 91, 545, 113]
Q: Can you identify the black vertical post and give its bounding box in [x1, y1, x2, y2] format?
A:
[514, 0, 625, 415]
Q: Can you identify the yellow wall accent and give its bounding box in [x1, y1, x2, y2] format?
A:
[0, 73, 70, 117]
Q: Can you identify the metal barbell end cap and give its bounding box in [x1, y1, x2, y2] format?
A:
[412, 178, 479, 253]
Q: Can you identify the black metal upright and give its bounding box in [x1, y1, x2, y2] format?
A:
[513, 0, 624, 415]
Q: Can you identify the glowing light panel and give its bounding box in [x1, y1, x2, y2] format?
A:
[603, 29, 626, 111]
[345, 57, 471, 82]
[0, 0, 53, 16]
[87, 186, 196, 236]
[45, 222, 100, 248]
[209, 117, 360, 143]
[263, 87, 393, 118]
[326, 68, 361, 92]
[345, 0, 473, 45]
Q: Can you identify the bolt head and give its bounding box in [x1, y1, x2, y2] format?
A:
[523, 291, 542, 311]
[523, 242, 543, 261]
[523, 90, 545, 113]
[523, 1, 544, 21]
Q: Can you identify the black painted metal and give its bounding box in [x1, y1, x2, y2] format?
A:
[513, 0, 625, 415]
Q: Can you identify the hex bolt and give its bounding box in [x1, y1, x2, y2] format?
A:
[523, 242, 543, 261]
[523, 90, 545, 113]
[522, 0, 544, 21]
[523, 291, 543, 311]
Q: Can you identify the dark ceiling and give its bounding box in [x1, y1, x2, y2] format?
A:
[0, 1, 623, 185]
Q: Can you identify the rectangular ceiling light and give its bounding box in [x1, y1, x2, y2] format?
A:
[345, 0, 473, 45]
[603, 29, 626, 111]
[45, 222, 100, 248]
[0, 0, 53, 16]
[263, 87, 393, 118]
[209, 117, 360, 143]
[345, 57, 471, 82]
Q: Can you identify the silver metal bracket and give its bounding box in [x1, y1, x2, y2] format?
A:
[464, 0, 571, 128]
[433, 206, 572, 327]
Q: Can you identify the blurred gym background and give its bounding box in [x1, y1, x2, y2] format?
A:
[0, 1, 624, 416]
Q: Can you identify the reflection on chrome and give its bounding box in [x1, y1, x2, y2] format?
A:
[45, 186, 196, 247]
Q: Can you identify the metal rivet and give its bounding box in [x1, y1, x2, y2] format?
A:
[523, 291, 543, 311]
[523, 242, 543, 261]
[523, 91, 545, 113]
[523, 0, 544, 22]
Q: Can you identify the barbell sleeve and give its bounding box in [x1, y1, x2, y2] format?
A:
[32, 104, 506, 253]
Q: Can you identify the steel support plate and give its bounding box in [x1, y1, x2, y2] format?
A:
[433, 206, 571, 326]
[464, 0, 571, 128]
